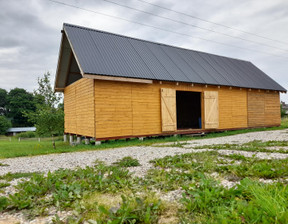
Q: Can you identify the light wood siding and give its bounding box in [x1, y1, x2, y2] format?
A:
[218, 88, 248, 129]
[248, 91, 280, 127]
[64, 83, 76, 134]
[94, 81, 133, 138]
[64, 78, 95, 137]
[94, 80, 253, 138]
[131, 83, 161, 136]
[161, 88, 177, 132]
[204, 91, 219, 129]
[64, 78, 280, 139]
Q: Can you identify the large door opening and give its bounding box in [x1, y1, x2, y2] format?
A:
[176, 91, 201, 129]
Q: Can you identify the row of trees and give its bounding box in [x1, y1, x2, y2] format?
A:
[0, 73, 64, 136]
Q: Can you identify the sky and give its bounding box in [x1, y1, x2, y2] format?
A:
[0, 0, 287, 102]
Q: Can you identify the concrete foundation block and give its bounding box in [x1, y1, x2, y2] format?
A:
[69, 135, 73, 145]
[85, 138, 90, 145]
[95, 141, 101, 145]
[76, 136, 81, 144]
[63, 134, 67, 142]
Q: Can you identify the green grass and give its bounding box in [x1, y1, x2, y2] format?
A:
[0, 182, 10, 189]
[0, 172, 39, 181]
[113, 156, 141, 167]
[2, 148, 288, 223]
[0, 118, 286, 159]
[194, 140, 288, 154]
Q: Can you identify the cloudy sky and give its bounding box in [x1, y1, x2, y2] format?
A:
[1, 0, 288, 101]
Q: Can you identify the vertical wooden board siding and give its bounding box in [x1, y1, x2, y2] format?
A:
[161, 88, 177, 132]
[204, 91, 219, 129]
[94, 80, 133, 138]
[93, 80, 255, 138]
[75, 78, 95, 137]
[132, 83, 161, 135]
[248, 91, 265, 127]
[265, 92, 280, 126]
[248, 91, 280, 127]
[218, 88, 247, 129]
[64, 78, 95, 137]
[64, 83, 76, 134]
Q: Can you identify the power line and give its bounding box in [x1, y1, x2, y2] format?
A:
[135, 0, 288, 46]
[103, 0, 288, 53]
[47, 0, 288, 58]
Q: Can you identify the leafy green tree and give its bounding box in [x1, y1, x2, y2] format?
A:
[26, 72, 64, 138]
[0, 88, 8, 116]
[0, 116, 12, 135]
[7, 88, 36, 127]
[281, 104, 287, 118]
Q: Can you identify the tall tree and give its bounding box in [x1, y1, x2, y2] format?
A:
[26, 72, 64, 137]
[7, 88, 36, 127]
[0, 88, 8, 116]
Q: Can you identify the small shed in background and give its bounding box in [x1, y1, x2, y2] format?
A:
[54, 23, 287, 141]
[6, 127, 36, 136]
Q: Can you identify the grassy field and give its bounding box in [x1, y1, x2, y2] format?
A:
[0, 118, 287, 159]
[1, 139, 288, 223]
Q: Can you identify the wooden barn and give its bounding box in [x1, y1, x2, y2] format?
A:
[54, 23, 286, 143]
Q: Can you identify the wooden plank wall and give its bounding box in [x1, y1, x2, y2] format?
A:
[248, 91, 280, 127]
[94, 81, 133, 138]
[64, 83, 76, 134]
[64, 78, 95, 137]
[218, 88, 248, 129]
[94, 80, 249, 138]
[64, 78, 280, 139]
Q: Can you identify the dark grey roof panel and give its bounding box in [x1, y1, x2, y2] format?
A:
[145, 42, 186, 82]
[174, 48, 220, 85]
[196, 53, 234, 86]
[160, 45, 205, 84]
[227, 59, 267, 89]
[185, 50, 228, 85]
[244, 61, 285, 91]
[64, 25, 108, 75]
[62, 23, 286, 92]
[88, 30, 138, 78]
[211, 55, 256, 88]
[103, 33, 155, 79]
[127, 38, 175, 81]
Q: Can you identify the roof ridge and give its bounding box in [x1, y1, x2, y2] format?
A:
[63, 23, 250, 63]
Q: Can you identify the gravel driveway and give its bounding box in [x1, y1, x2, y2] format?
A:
[0, 129, 288, 224]
[1, 129, 287, 176]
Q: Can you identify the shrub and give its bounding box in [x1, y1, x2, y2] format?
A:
[0, 116, 11, 135]
[16, 131, 36, 138]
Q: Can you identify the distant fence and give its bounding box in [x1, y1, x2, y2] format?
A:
[0, 137, 63, 142]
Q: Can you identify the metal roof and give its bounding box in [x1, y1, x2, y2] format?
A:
[7, 127, 36, 133]
[58, 23, 286, 92]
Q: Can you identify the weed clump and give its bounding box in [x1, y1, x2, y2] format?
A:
[113, 156, 141, 167]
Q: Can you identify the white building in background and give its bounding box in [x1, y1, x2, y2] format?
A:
[6, 127, 36, 136]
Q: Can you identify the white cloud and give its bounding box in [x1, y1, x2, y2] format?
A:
[0, 0, 287, 101]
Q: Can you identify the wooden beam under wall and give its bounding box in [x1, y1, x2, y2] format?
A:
[83, 74, 153, 84]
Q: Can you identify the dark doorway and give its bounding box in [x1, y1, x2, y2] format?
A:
[176, 91, 201, 129]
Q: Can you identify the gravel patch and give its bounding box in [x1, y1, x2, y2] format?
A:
[182, 129, 288, 148]
[0, 129, 287, 223]
[0, 147, 212, 176]
[0, 129, 287, 177]
[218, 150, 288, 160]
[265, 146, 288, 151]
